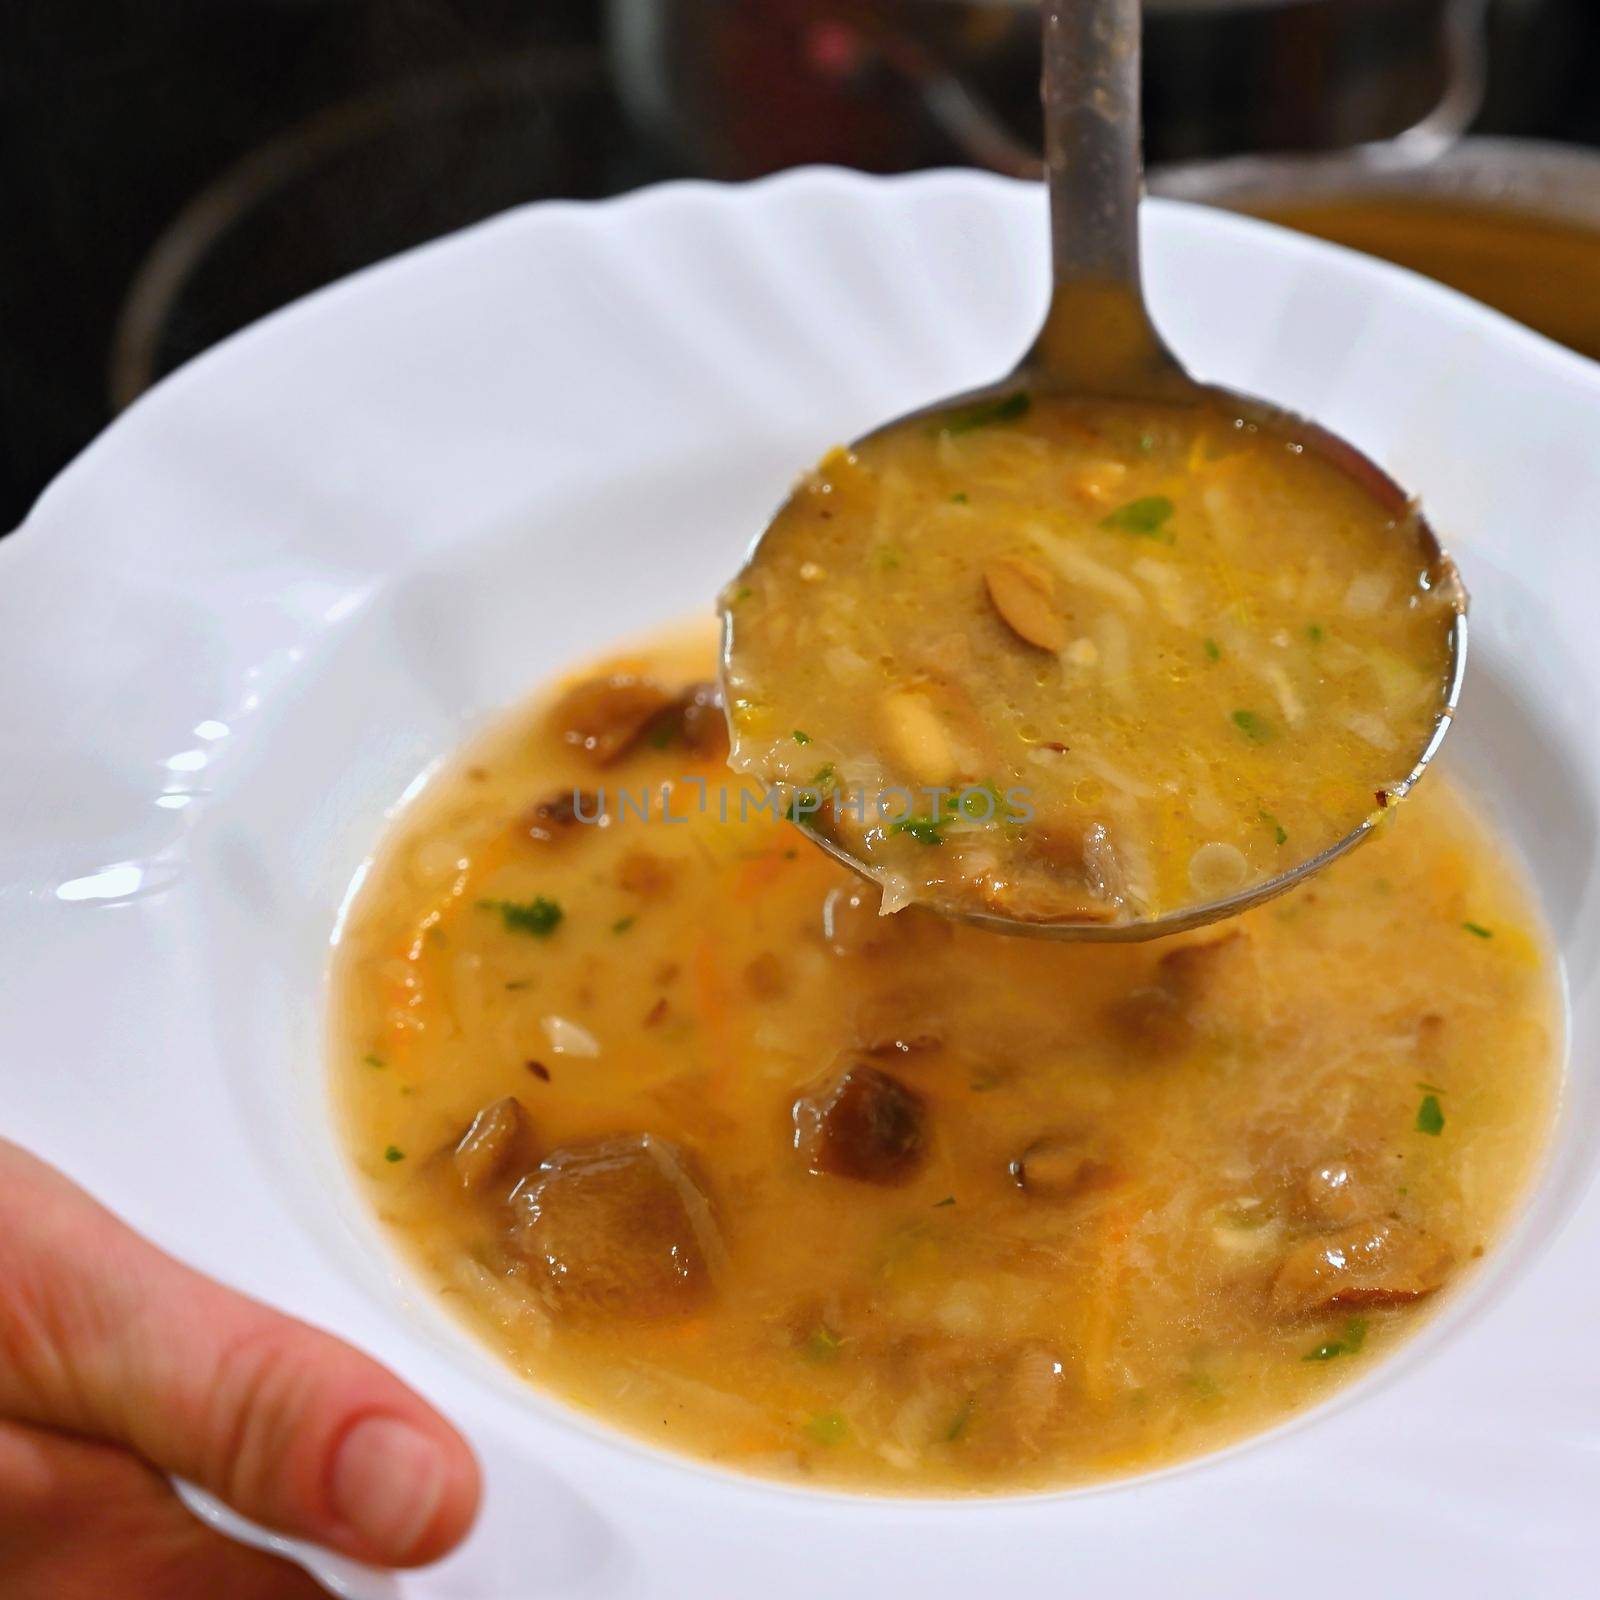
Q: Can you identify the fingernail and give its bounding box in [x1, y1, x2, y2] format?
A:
[331, 1416, 448, 1561]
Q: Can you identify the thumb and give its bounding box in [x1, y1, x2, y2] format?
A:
[0, 1140, 480, 1568]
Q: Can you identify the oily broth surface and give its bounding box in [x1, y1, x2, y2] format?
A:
[334, 628, 1555, 1493]
[721, 395, 1459, 925]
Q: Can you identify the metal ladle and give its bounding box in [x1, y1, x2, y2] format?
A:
[722, 0, 1466, 942]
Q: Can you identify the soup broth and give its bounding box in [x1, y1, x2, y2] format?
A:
[334, 627, 1557, 1493]
[721, 394, 1461, 927]
[1255, 197, 1600, 366]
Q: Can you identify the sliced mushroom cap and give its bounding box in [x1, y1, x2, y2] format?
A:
[1270, 1220, 1452, 1317]
[973, 822, 1126, 925]
[1157, 930, 1250, 1010]
[450, 1096, 537, 1198]
[518, 790, 604, 846]
[1105, 983, 1192, 1054]
[617, 849, 676, 898]
[974, 1340, 1071, 1461]
[1010, 1132, 1116, 1201]
[549, 674, 674, 766]
[822, 882, 952, 958]
[1108, 931, 1252, 1053]
[822, 881, 887, 957]
[510, 1134, 721, 1321]
[670, 681, 730, 759]
[1296, 1157, 1378, 1228]
[793, 1061, 928, 1185]
[744, 951, 787, 999]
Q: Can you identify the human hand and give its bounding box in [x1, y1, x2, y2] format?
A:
[0, 1139, 480, 1598]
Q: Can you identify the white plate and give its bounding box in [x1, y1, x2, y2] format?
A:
[5, 169, 1600, 1599]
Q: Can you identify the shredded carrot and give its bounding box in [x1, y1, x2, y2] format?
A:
[380, 832, 522, 1065]
[1080, 1195, 1140, 1407]
[723, 1424, 793, 1456]
[692, 934, 735, 1078]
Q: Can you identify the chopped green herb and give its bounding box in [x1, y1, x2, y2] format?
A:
[1416, 1080, 1445, 1094]
[940, 392, 1031, 435]
[611, 915, 636, 935]
[785, 787, 827, 825]
[944, 1397, 975, 1441]
[950, 492, 970, 504]
[362, 1053, 386, 1069]
[806, 1410, 849, 1445]
[383, 1145, 406, 1163]
[1203, 637, 1221, 662]
[792, 729, 811, 745]
[804, 1324, 842, 1363]
[1304, 1317, 1368, 1362]
[1259, 810, 1288, 846]
[1416, 1094, 1445, 1136]
[1186, 1371, 1223, 1400]
[1463, 921, 1494, 939]
[889, 814, 946, 846]
[811, 763, 837, 790]
[733, 585, 753, 601]
[933, 1195, 956, 1208]
[1306, 623, 1325, 644]
[1101, 494, 1175, 539]
[1138, 432, 1156, 453]
[941, 780, 1020, 824]
[1231, 709, 1273, 743]
[479, 897, 564, 938]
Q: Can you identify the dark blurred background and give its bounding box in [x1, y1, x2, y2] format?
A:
[3, 0, 1597, 531]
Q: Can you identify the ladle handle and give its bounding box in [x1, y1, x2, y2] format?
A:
[1023, 0, 1182, 396]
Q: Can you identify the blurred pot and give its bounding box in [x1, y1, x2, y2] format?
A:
[1152, 136, 1600, 361]
[607, 0, 1487, 178]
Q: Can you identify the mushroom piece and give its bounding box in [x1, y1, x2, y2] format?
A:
[1010, 1132, 1116, 1201]
[1295, 1157, 1380, 1228]
[450, 1096, 537, 1199]
[629, 679, 730, 760]
[975, 822, 1126, 926]
[850, 983, 947, 1060]
[822, 882, 952, 958]
[744, 951, 787, 999]
[973, 1340, 1071, 1461]
[822, 882, 887, 957]
[1107, 930, 1252, 1053]
[668, 680, 730, 759]
[518, 789, 604, 846]
[793, 1061, 927, 1185]
[617, 849, 675, 898]
[548, 674, 674, 766]
[1270, 1220, 1452, 1317]
[509, 1135, 721, 1321]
